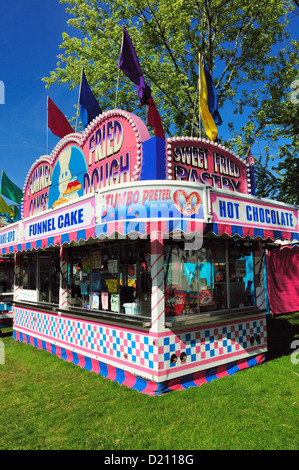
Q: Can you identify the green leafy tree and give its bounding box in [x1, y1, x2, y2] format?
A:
[43, 0, 299, 202]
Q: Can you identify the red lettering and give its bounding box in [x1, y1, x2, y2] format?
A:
[127, 191, 133, 205]
[142, 190, 149, 205]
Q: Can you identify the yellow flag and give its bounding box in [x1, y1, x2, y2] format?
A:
[198, 54, 218, 141]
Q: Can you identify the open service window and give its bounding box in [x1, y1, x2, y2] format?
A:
[16, 249, 60, 305]
[39, 251, 60, 304]
[0, 255, 14, 294]
[67, 240, 151, 317]
[17, 253, 37, 292]
[164, 238, 256, 318]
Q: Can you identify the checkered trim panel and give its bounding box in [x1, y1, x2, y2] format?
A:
[13, 307, 156, 370]
[159, 318, 267, 370]
[14, 307, 267, 376]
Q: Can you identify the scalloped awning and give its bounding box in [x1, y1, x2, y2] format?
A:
[203, 222, 299, 242]
[94, 219, 299, 242]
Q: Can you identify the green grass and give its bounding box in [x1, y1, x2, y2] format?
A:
[0, 313, 298, 450]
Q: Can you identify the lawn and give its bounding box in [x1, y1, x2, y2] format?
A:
[0, 313, 298, 450]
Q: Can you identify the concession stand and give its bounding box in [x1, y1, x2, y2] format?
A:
[4, 108, 299, 394]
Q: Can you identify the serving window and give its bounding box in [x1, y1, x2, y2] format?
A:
[18, 253, 37, 291]
[164, 239, 256, 318]
[15, 235, 256, 320]
[16, 250, 60, 305]
[39, 252, 60, 304]
[67, 240, 151, 316]
[0, 256, 14, 294]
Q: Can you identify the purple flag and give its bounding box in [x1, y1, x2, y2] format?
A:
[118, 25, 151, 105]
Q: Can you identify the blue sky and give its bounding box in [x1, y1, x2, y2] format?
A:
[0, 0, 297, 196]
[0, 0, 77, 191]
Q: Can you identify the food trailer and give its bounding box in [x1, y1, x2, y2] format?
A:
[3, 109, 298, 394]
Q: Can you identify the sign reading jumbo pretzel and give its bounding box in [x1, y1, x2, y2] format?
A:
[99, 181, 206, 224]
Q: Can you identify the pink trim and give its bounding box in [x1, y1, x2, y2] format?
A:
[14, 329, 266, 394]
[13, 324, 157, 377]
[156, 347, 267, 378]
[151, 266, 164, 283]
[151, 309, 165, 328]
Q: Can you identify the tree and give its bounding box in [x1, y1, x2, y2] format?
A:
[43, 0, 299, 202]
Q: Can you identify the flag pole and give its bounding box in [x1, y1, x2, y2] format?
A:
[115, 31, 124, 110]
[47, 96, 49, 154]
[198, 53, 202, 139]
[115, 67, 120, 110]
[191, 89, 199, 137]
[75, 68, 83, 132]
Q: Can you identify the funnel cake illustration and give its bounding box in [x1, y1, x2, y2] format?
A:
[52, 147, 82, 208]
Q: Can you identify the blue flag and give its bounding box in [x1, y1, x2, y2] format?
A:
[79, 69, 102, 128]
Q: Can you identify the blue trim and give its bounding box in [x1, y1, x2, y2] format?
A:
[47, 236, 54, 246]
[254, 227, 264, 239]
[83, 356, 92, 371]
[232, 225, 243, 237]
[77, 229, 86, 241]
[99, 361, 108, 378]
[72, 352, 79, 365]
[205, 367, 218, 382]
[61, 233, 69, 244]
[115, 367, 125, 385]
[227, 361, 239, 376]
[140, 137, 166, 180]
[273, 230, 282, 240]
[61, 347, 68, 361]
[204, 222, 218, 235]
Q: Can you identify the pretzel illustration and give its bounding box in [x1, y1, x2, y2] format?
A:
[173, 190, 201, 216]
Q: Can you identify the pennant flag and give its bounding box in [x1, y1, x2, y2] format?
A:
[202, 59, 222, 126]
[0, 195, 14, 217]
[198, 55, 220, 141]
[118, 25, 165, 138]
[118, 25, 151, 105]
[48, 97, 74, 139]
[79, 69, 102, 128]
[147, 96, 165, 139]
[0, 171, 23, 204]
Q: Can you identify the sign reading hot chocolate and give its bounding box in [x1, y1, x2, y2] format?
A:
[211, 191, 299, 232]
